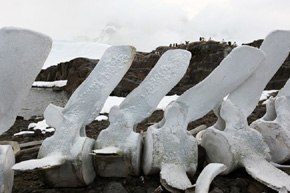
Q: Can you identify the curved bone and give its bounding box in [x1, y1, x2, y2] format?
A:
[219, 30, 290, 121]
[0, 27, 52, 134]
[194, 163, 227, 193]
[13, 45, 135, 187]
[175, 46, 265, 124]
[0, 145, 15, 193]
[93, 49, 191, 177]
[201, 99, 290, 192]
[143, 46, 265, 191]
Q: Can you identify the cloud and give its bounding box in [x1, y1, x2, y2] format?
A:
[0, 0, 289, 51]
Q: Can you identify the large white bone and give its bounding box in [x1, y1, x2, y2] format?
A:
[214, 30, 290, 130]
[0, 27, 52, 134]
[194, 163, 227, 193]
[92, 49, 191, 177]
[201, 99, 290, 192]
[0, 27, 52, 193]
[12, 45, 135, 187]
[251, 78, 290, 163]
[143, 46, 265, 191]
[201, 30, 290, 192]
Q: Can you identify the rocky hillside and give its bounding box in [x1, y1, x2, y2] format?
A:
[36, 39, 290, 97]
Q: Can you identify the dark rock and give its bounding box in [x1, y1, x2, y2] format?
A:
[230, 186, 240, 193]
[36, 57, 98, 97]
[210, 187, 224, 193]
[33, 129, 42, 137]
[103, 182, 128, 193]
[52, 86, 64, 92]
[132, 187, 147, 193]
[36, 39, 289, 98]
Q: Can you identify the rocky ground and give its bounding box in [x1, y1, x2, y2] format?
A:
[0, 99, 281, 193]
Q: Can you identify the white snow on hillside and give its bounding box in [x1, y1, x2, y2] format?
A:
[32, 80, 67, 88]
[43, 40, 111, 69]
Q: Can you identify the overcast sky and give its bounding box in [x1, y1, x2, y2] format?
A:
[1, 0, 289, 51]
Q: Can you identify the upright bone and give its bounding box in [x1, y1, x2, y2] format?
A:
[12, 46, 135, 187]
[0, 27, 52, 134]
[92, 49, 191, 177]
[143, 46, 265, 192]
[201, 30, 290, 192]
[214, 30, 290, 130]
[0, 27, 52, 193]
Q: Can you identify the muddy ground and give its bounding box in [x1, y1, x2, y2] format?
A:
[0, 102, 280, 193]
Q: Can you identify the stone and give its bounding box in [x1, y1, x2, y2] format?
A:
[0, 27, 52, 134]
[12, 45, 135, 187]
[103, 182, 128, 193]
[92, 49, 191, 177]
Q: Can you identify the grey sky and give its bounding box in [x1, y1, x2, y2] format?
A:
[1, 0, 289, 51]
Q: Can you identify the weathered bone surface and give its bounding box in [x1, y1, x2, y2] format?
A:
[144, 102, 196, 192]
[12, 46, 135, 187]
[214, 30, 290, 130]
[0, 27, 51, 193]
[0, 145, 15, 193]
[201, 31, 290, 192]
[251, 78, 290, 163]
[143, 46, 265, 191]
[0, 27, 52, 134]
[201, 99, 290, 192]
[92, 49, 191, 177]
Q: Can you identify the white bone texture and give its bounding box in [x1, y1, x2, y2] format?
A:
[0, 27, 51, 193]
[201, 99, 290, 192]
[144, 102, 197, 192]
[194, 163, 227, 193]
[13, 45, 135, 187]
[175, 46, 265, 124]
[94, 49, 191, 177]
[0, 27, 52, 134]
[201, 31, 290, 192]
[0, 145, 15, 193]
[251, 78, 290, 163]
[142, 45, 265, 191]
[225, 30, 290, 118]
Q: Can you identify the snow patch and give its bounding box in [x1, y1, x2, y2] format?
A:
[32, 80, 67, 88]
[95, 115, 108, 121]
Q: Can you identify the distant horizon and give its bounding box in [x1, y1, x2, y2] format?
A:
[1, 0, 289, 52]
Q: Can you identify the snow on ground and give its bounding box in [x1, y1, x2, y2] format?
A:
[14, 120, 55, 136]
[43, 40, 111, 69]
[32, 80, 67, 88]
[260, 90, 278, 101]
